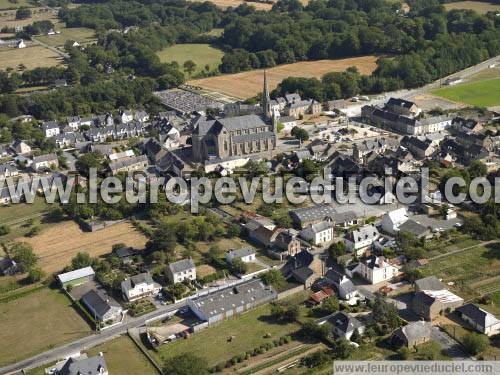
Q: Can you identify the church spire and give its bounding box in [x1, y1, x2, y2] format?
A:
[262, 69, 271, 120]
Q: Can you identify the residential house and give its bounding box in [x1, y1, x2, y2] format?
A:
[225, 248, 256, 264]
[41, 121, 60, 138]
[95, 114, 114, 127]
[81, 289, 123, 323]
[324, 269, 359, 303]
[120, 110, 134, 124]
[452, 117, 483, 133]
[0, 164, 19, 179]
[134, 110, 149, 123]
[269, 229, 301, 260]
[299, 221, 334, 246]
[279, 116, 297, 133]
[16, 39, 26, 48]
[108, 155, 148, 175]
[282, 250, 325, 288]
[344, 224, 380, 255]
[397, 219, 431, 239]
[54, 133, 85, 149]
[121, 273, 162, 302]
[59, 354, 108, 375]
[188, 279, 277, 325]
[32, 153, 58, 170]
[159, 124, 181, 150]
[310, 286, 335, 305]
[353, 255, 399, 284]
[113, 246, 138, 264]
[11, 140, 31, 155]
[414, 276, 444, 292]
[385, 98, 421, 117]
[411, 289, 463, 320]
[381, 208, 408, 235]
[391, 321, 433, 348]
[401, 136, 435, 159]
[57, 266, 95, 288]
[318, 311, 365, 340]
[456, 303, 500, 336]
[67, 116, 81, 130]
[166, 258, 196, 284]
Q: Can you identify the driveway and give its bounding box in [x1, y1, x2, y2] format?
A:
[430, 326, 471, 359]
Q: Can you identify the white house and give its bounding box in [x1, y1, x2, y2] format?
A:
[318, 311, 365, 340]
[225, 248, 256, 264]
[345, 224, 380, 255]
[121, 273, 162, 302]
[324, 269, 359, 304]
[67, 116, 81, 130]
[166, 258, 196, 284]
[456, 304, 500, 336]
[17, 39, 26, 48]
[121, 110, 134, 124]
[41, 121, 60, 138]
[0, 164, 19, 179]
[299, 221, 334, 246]
[135, 110, 149, 123]
[381, 207, 408, 234]
[32, 153, 58, 170]
[354, 255, 399, 285]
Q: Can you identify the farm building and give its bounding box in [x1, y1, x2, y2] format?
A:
[57, 266, 95, 288]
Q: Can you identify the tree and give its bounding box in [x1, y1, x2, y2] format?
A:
[168, 283, 187, 300]
[321, 296, 339, 314]
[463, 332, 490, 355]
[372, 294, 400, 329]
[350, 328, 361, 344]
[230, 258, 248, 275]
[328, 242, 346, 259]
[270, 301, 299, 322]
[71, 252, 93, 270]
[260, 269, 287, 291]
[364, 326, 376, 342]
[291, 126, 309, 145]
[163, 353, 208, 375]
[0, 224, 10, 236]
[467, 160, 487, 180]
[11, 242, 36, 272]
[15, 7, 31, 19]
[332, 338, 353, 359]
[300, 321, 331, 342]
[398, 347, 410, 359]
[183, 60, 196, 77]
[28, 267, 45, 283]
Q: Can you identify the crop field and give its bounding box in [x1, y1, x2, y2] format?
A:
[0, 287, 90, 366]
[188, 55, 379, 99]
[188, 0, 273, 10]
[16, 221, 148, 274]
[0, 44, 63, 71]
[422, 242, 500, 300]
[431, 78, 500, 108]
[444, 1, 500, 13]
[36, 26, 96, 48]
[156, 43, 224, 75]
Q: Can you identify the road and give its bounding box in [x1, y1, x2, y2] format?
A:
[32, 38, 70, 60]
[341, 54, 500, 117]
[0, 300, 187, 375]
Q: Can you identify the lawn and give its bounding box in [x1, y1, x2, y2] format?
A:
[36, 26, 96, 48]
[0, 287, 91, 366]
[0, 200, 50, 225]
[150, 303, 302, 367]
[444, 1, 500, 13]
[87, 336, 159, 374]
[431, 78, 500, 108]
[0, 44, 63, 71]
[421, 243, 500, 300]
[156, 43, 224, 75]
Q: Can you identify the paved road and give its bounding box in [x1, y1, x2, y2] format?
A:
[0, 300, 187, 375]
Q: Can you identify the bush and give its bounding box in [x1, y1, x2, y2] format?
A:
[463, 332, 490, 355]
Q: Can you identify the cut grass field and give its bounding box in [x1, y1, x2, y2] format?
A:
[156, 43, 224, 75]
[0, 0, 33, 9]
[0, 45, 63, 71]
[189, 55, 379, 99]
[187, 0, 273, 10]
[149, 303, 301, 367]
[36, 26, 96, 48]
[431, 77, 500, 108]
[444, 1, 500, 13]
[0, 7, 59, 28]
[0, 287, 91, 366]
[16, 221, 148, 274]
[87, 336, 159, 374]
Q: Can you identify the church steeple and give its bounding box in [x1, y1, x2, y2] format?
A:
[262, 70, 271, 120]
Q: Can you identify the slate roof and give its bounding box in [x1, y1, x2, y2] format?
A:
[33, 153, 58, 164]
[290, 205, 337, 223]
[387, 97, 416, 110]
[394, 321, 432, 344]
[168, 258, 195, 274]
[114, 246, 137, 259]
[217, 114, 268, 132]
[226, 248, 255, 259]
[42, 120, 59, 130]
[81, 290, 113, 319]
[457, 304, 500, 329]
[348, 224, 379, 244]
[398, 219, 429, 236]
[0, 164, 18, 175]
[414, 276, 444, 291]
[324, 311, 364, 334]
[190, 279, 276, 319]
[291, 267, 314, 282]
[121, 272, 155, 293]
[59, 355, 107, 375]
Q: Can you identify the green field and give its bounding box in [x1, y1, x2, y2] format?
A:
[0, 287, 91, 366]
[432, 78, 500, 107]
[88, 336, 159, 374]
[444, 1, 500, 14]
[0, 0, 33, 9]
[149, 303, 301, 367]
[156, 43, 224, 75]
[36, 27, 96, 48]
